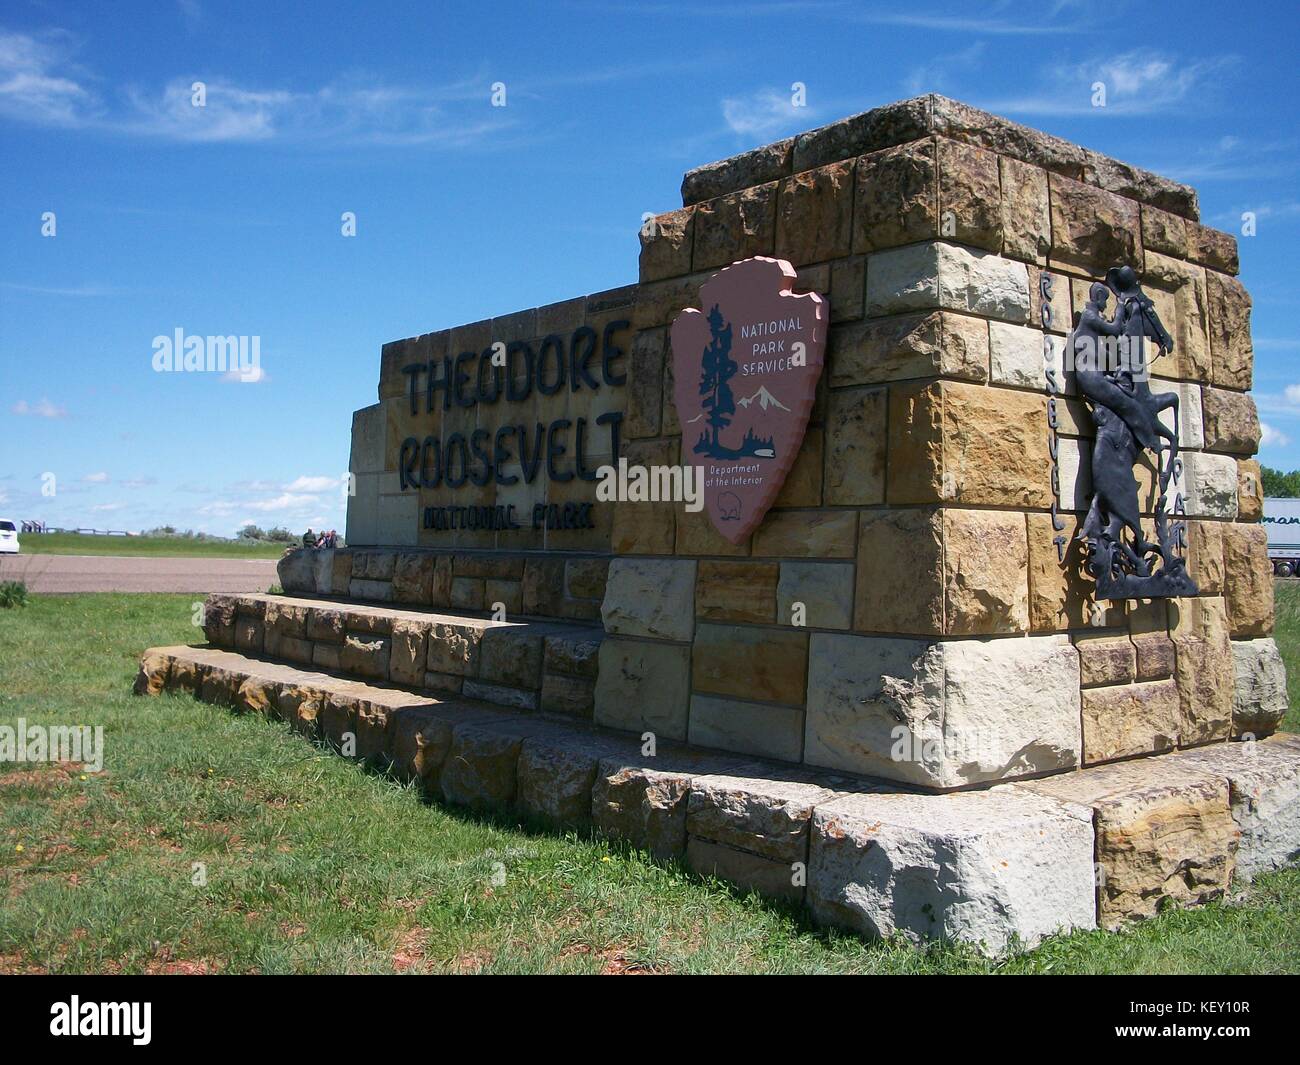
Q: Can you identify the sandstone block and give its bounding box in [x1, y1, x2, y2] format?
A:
[685, 838, 803, 901]
[686, 695, 804, 763]
[1076, 633, 1136, 687]
[775, 160, 854, 265]
[1206, 271, 1253, 390]
[809, 787, 1096, 956]
[687, 771, 839, 863]
[539, 673, 595, 717]
[389, 620, 428, 687]
[593, 637, 691, 740]
[133, 650, 171, 696]
[392, 552, 436, 604]
[1181, 451, 1239, 519]
[1048, 173, 1140, 271]
[828, 310, 988, 388]
[1022, 759, 1237, 928]
[1081, 679, 1179, 765]
[233, 617, 264, 654]
[1222, 523, 1273, 637]
[681, 138, 793, 206]
[804, 632, 1081, 788]
[565, 558, 609, 601]
[937, 138, 1002, 253]
[1238, 459, 1264, 524]
[1141, 205, 1189, 259]
[625, 328, 665, 439]
[601, 558, 696, 641]
[853, 138, 937, 252]
[544, 630, 601, 678]
[202, 595, 237, 646]
[1202, 387, 1261, 455]
[751, 509, 856, 558]
[426, 622, 480, 676]
[438, 724, 523, 811]
[349, 578, 394, 602]
[692, 182, 777, 271]
[1026, 512, 1093, 632]
[340, 633, 391, 682]
[695, 560, 778, 623]
[1173, 735, 1300, 881]
[824, 386, 887, 505]
[638, 206, 693, 283]
[942, 508, 1029, 635]
[777, 561, 853, 630]
[856, 508, 943, 635]
[692, 623, 808, 706]
[988, 321, 1061, 391]
[1171, 597, 1234, 746]
[1230, 637, 1288, 737]
[999, 155, 1051, 263]
[866, 241, 1031, 323]
[277, 548, 316, 594]
[479, 626, 545, 689]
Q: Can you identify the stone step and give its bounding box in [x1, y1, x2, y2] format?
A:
[135, 643, 1300, 957]
[200, 592, 601, 716]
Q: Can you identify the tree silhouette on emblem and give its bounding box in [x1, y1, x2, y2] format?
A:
[698, 304, 737, 455]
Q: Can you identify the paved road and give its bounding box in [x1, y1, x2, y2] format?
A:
[0, 553, 281, 594]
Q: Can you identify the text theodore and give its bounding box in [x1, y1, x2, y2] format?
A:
[397, 321, 627, 492]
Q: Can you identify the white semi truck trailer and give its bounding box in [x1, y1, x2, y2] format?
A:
[1263, 497, 1300, 576]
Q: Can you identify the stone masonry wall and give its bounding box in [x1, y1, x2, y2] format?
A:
[346, 95, 1284, 790]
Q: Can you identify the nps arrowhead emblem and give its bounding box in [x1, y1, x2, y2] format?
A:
[670, 257, 826, 545]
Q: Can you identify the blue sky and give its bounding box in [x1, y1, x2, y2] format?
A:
[1, 0, 1297, 537]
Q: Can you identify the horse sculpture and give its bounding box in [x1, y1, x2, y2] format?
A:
[1065, 265, 1197, 599]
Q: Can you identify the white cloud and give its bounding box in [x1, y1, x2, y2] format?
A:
[221, 364, 269, 383]
[91, 502, 125, 512]
[1261, 422, 1290, 448]
[285, 475, 342, 492]
[11, 398, 67, 418]
[121, 476, 158, 489]
[82, 471, 110, 484]
[0, 29, 94, 127]
[721, 88, 814, 138]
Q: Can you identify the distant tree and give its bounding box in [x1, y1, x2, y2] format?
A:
[267, 526, 295, 543]
[1261, 465, 1300, 498]
[239, 524, 266, 541]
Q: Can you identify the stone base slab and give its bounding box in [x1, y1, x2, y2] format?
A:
[135, 643, 1300, 957]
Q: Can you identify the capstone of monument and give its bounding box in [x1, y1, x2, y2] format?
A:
[137, 95, 1300, 956]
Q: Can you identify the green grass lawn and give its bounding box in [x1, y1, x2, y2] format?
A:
[16, 531, 288, 559]
[1, 590, 1298, 974]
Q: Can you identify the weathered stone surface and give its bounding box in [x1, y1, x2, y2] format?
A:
[1026, 512, 1093, 632]
[331, 551, 353, 596]
[809, 787, 1095, 956]
[521, 557, 565, 615]
[1076, 633, 1136, 688]
[942, 508, 1029, 635]
[1173, 735, 1300, 881]
[1238, 459, 1264, 524]
[543, 631, 601, 678]
[479, 626, 545, 690]
[388, 620, 428, 687]
[449, 576, 484, 610]
[517, 736, 612, 829]
[692, 183, 777, 271]
[866, 241, 1031, 323]
[275, 683, 322, 737]
[695, 560, 778, 623]
[804, 632, 1081, 788]
[774, 161, 854, 266]
[233, 616, 264, 654]
[1202, 388, 1261, 455]
[1180, 451, 1239, 519]
[1150, 380, 1203, 450]
[937, 138, 1002, 252]
[1133, 632, 1176, 682]
[391, 552, 435, 604]
[306, 607, 345, 644]
[438, 725, 523, 811]
[777, 561, 853, 630]
[1140, 251, 1211, 384]
[277, 548, 316, 594]
[1023, 759, 1237, 928]
[751, 509, 856, 558]
[828, 310, 988, 388]
[853, 139, 936, 252]
[426, 622, 479, 676]
[539, 673, 595, 717]
[1048, 173, 1140, 271]
[889, 380, 1051, 508]
[625, 328, 664, 439]
[312, 643, 341, 671]
[829, 255, 866, 323]
[1141, 205, 1189, 258]
[1082, 679, 1180, 765]
[202, 595, 237, 646]
[772, 426, 823, 507]
[1222, 523, 1273, 637]
[681, 138, 793, 206]
[1188, 221, 1239, 275]
[988, 321, 1058, 391]
[1206, 270, 1253, 390]
[685, 838, 803, 901]
[340, 633, 390, 682]
[564, 558, 608, 602]
[855, 508, 943, 635]
[1171, 597, 1234, 746]
[824, 386, 887, 505]
[601, 558, 696, 641]
[687, 695, 804, 763]
[793, 95, 932, 173]
[1230, 638, 1288, 736]
[593, 637, 691, 740]
[134, 650, 172, 695]
[352, 550, 396, 581]
[462, 678, 537, 711]
[692, 623, 808, 706]
[687, 771, 838, 862]
[638, 207, 693, 283]
[349, 578, 394, 602]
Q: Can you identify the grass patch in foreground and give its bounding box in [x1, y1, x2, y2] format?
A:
[16, 532, 287, 559]
[0, 592, 1297, 974]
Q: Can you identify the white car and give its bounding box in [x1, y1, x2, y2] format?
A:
[0, 519, 19, 554]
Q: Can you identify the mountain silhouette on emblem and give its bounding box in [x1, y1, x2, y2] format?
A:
[736, 386, 790, 412]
